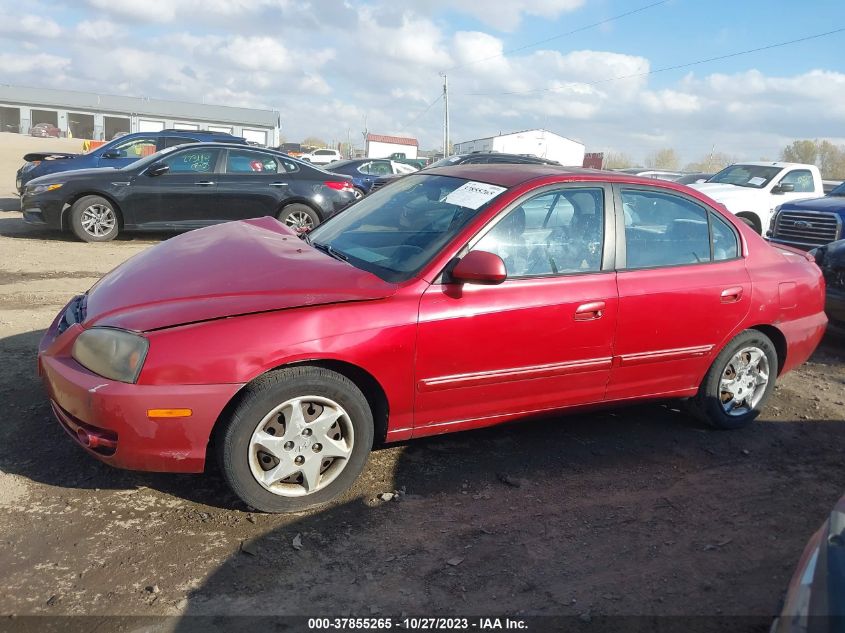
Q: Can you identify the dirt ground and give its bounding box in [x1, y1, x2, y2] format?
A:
[1, 134, 844, 631]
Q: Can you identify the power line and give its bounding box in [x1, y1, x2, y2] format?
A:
[446, 0, 668, 73]
[466, 25, 845, 97]
[397, 93, 443, 130]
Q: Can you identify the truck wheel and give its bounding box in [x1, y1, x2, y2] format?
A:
[687, 330, 778, 430]
[69, 195, 120, 242]
[737, 214, 761, 234]
[216, 366, 374, 513]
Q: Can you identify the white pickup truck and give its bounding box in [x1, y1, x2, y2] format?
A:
[689, 162, 823, 234]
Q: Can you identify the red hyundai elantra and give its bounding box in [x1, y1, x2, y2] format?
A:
[38, 165, 827, 512]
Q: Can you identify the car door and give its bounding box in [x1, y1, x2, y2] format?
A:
[414, 184, 618, 431]
[607, 185, 751, 399]
[214, 149, 297, 221]
[123, 146, 223, 228]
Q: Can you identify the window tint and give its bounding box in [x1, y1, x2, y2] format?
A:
[162, 148, 220, 173]
[471, 188, 604, 277]
[226, 149, 282, 174]
[711, 212, 738, 261]
[111, 137, 157, 158]
[622, 190, 711, 268]
[780, 169, 815, 193]
[162, 136, 199, 148]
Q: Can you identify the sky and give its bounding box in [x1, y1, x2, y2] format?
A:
[1, 0, 844, 165]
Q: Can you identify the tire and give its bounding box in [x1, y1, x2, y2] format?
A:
[737, 214, 760, 234]
[279, 203, 320, 231]
[687, 330, 778, 430]
[216, 366, 374, 513]
[352, 187, 366, 201]
[69, 195, 120, 242]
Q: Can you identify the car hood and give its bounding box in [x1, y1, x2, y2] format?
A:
[781, 195, 845, 212]
[23, 151, 81, 162]
[688, 183, 765, 202]
[83, 217, 398, 332]
[27, 167, 122, 186]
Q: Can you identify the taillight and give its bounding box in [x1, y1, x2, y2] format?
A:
[324, 180, 353, 191]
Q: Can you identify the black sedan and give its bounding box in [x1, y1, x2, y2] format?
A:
[20, 143, 357, 242]
[424, 152, 560, 169]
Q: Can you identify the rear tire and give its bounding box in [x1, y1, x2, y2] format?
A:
[278, 203, 320, 231]
[737, 214, 761, 234]
[352, 187, 366, 201]
[216, 366, 374, 513]
[687, 330, 778, 429]
[69, 195, 120, 242]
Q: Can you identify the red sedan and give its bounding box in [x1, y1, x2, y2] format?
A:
[38, 166, 827, 512]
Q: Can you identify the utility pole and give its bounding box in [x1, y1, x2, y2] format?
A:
[441, 73, 450, 159]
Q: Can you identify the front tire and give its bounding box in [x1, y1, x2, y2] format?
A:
[216, 366, 374, 513]
[279, 203, 320, 231]
[688, 330, 778, 429]
[69, 195, 120, 242]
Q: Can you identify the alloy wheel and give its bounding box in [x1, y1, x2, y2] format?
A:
[80, 204, 116, 237]
[719, 346, 770, 416]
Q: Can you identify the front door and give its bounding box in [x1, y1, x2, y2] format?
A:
[607, 185, 751, 399]
[124, 147, 222, 228]
[414, 184, 618, 432]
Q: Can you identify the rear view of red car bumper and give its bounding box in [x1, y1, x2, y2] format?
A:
[38, 320, 242, 473]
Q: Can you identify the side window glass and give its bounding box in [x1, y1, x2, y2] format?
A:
[370, 161, 392, 176]
[711, 212, 738, 261]
[357, 162, 374, 175]
[280, 158, 299, 174]
[226, 150, 280, 174]
[622, 189, 710, 268]
[111, 137, 157, 158]
[780, 169, 814, 193]
[472, 188, 604, 278]
[162, 149, 220, 173]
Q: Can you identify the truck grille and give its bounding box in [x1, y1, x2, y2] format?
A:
[771, 210, 841, 249]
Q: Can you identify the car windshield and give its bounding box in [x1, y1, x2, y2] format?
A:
[706, 165, 782, 189]
[829, 182, 845, 196]
[307, 174, 508, 283]
[426, 155, 467, 169]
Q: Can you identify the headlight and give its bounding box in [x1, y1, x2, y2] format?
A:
[72, 328, 149, 383]
[27, 183, 63, 195]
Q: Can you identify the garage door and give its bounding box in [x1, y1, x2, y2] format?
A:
[242, 129, 267, 145]
[138, 119, 165, 132]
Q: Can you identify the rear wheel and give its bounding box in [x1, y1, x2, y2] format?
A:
[688, 330, 778, 429]
[69, 195, 120, 242]
[352, 187, 366, 201]
[737, 213, 761, 234]
[279, 203, 320, 231]
[216, 366, 374, 513]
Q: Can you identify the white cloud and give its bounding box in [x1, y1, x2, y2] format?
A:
[439, 0, 584, 31]
[0, 52, 69, 74]
[0, 14, 62, 39]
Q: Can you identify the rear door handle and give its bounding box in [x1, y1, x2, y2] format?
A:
[269, 182, 289, 187]
[195, 181, 215, 186]
[574, 301, 606, 321]
[720, 286, 744, 303]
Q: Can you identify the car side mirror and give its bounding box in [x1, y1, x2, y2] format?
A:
[449, 250, 507, 285]
[146, 163, 170, 177]
[101, 150, 122, 159]
[773, 183, 795, 194]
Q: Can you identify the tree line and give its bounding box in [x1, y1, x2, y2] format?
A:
[602, 139, 845, 179]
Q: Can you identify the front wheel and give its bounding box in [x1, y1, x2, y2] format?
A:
[688, 330, 778, 429]
[279, 203, 320, 231]
[69, 195, 120, 242]
[216, 366, 374, 513]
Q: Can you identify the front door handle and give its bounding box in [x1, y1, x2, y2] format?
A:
[269, 182, 289, 187]
[720, 286, 744, 303]
[574, 301, 606, 321]
[195, 181, 215, 186]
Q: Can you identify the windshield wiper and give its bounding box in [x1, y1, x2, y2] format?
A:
[299, 231, 312, 244]
[312, 241, 348, 262]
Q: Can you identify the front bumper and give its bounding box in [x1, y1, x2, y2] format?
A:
[20, 193, 64, 229]
[38, 301, 243, 473]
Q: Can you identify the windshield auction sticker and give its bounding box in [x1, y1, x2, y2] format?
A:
[443, 181, 507, 209]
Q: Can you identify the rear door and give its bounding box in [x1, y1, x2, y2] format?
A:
[607, 185, 750, 399]
[214, 148, 300, 221]
[414, 183, 618, 431]
[123, 146, 223, 228]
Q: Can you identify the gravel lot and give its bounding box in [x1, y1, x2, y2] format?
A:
[1, 134, 844, 631]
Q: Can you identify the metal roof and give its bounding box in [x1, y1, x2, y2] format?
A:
[0, 84, 279, 127]
[455, 128, 584, 147]
[366, 133, 418, 147]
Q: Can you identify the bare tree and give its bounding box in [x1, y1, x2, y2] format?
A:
[684, 152, 735, 173]
[603, 152, 635, 169]
[781, 139, 845, 179]
[644, 148, 680, 170]
[301, 136, 328, 150]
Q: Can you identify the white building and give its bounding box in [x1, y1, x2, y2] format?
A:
[0, 84, 280, 145]
[366, 133, 418, 159]
[453, 129, 585, 166]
